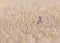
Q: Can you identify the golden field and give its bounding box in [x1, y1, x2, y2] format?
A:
[0, 0, 60, 43]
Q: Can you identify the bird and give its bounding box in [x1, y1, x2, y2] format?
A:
[37, 16, 42, 24]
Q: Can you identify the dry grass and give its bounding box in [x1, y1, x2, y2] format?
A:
[0, 0, 60, 43]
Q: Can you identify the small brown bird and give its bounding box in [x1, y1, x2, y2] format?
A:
[37, 16, 42, 24]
